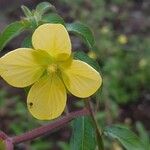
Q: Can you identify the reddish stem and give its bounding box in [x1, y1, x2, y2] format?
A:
[0, 131, 13, 150]
[5, 138, 14, 150]
[0, 131, 8, 140]
[11, 108, 89, 144]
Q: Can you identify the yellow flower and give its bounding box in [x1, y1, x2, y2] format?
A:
[100, 26, 109, 34]
[117, 34, 128, 44]
[139, 58, 147, 68]
[88, 51, 97, 60]
[0, 24, 102, 120]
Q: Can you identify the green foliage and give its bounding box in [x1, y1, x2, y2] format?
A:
[21, 36, 32, 48]
[104, 125, 144, 150]
[31, 139, 52, 150]
[0, 21, 27, 50]
[66, 23, 95, 49]
[61, 0, 150, 105]
[42, 13, 65, 25]
[0, 1, 65, 51]
[58, 142, 70, 150]
[35, 2, 54, 16]
[34, 2, 56, 24]
[70, 116, 96, 150]
[0, 89, 51, 149]
[136, 122, 150, 150]
[96, 130, 104, 150]
[0, 2, 66, 51]
[21, 5, 33, 18]
[0, 1, 149, 150]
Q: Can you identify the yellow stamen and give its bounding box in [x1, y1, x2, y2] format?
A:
[47, 64, 58, 74]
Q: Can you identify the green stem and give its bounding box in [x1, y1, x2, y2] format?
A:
[85, 100, 104, 150]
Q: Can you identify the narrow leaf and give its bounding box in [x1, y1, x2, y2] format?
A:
[66, 23, 95, 48]
[42, 13, 65, 25]
[21, 5, 33, 17]
[104, 125, 144, 150]
[96, 131, 104, 150]
[36, 2, 55, 16]
[0, 21, 27, 50]
[70, 116, 96, 150]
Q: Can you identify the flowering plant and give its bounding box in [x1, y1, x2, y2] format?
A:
[0, 2, 144, 150]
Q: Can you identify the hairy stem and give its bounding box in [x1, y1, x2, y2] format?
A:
[11, 108, 89, 144]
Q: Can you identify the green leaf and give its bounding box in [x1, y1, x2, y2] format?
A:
[70, 116, 96, 150]
[42, 13, 65, 25]
[21, 36, 32, 48]
[96, 130, 104, 150]
[74, 51, 100, 72]
[66, 23, 95, 48]
[0, 21, 27, 50]
[21, 5, 33, 17]
[136, 122, 150, 150]
[104, 125, 144, 150]
[36, 2, 55, 16]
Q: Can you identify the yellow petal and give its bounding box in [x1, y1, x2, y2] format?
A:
[27, 75, 67, 120]
[0, 59, 4, 75]
[62, 60, 102, 98]
[32, 24, 71, 60]
[0, 48, 48, 87]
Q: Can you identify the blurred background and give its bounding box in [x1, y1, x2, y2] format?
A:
[0, 0, 150, 150]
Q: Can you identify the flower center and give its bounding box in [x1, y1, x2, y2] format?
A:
[47, 64, 58, 74]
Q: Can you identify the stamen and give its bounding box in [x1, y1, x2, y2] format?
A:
[47, 64, 58, 74]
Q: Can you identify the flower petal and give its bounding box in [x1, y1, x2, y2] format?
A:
[0, 59, 4, 75]
[27, 75, 67, 120]
[32, 24, 71, 60]
[62, 60, 102, 98]
[0, 48, 48, 87]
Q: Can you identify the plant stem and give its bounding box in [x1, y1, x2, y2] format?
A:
[0, 132, 13, 150]
[85, 100, 104, 150]
[0, 131, 8, 140]
[5, 138, 14, 150]
[11, 108, 89, 144]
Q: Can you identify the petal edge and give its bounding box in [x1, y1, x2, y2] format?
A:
[62, 60, 102, 98]
[32, 24, 71, 60]
[27, 75, 67, 120]
[0, 48, 46, 87]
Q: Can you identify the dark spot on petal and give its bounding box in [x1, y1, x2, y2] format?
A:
[29, 102, 33, 108]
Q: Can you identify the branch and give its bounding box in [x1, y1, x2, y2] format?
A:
[0, 131, 8, 140]
[11, 108, 89, 144]
[0, 131, 13, 150]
